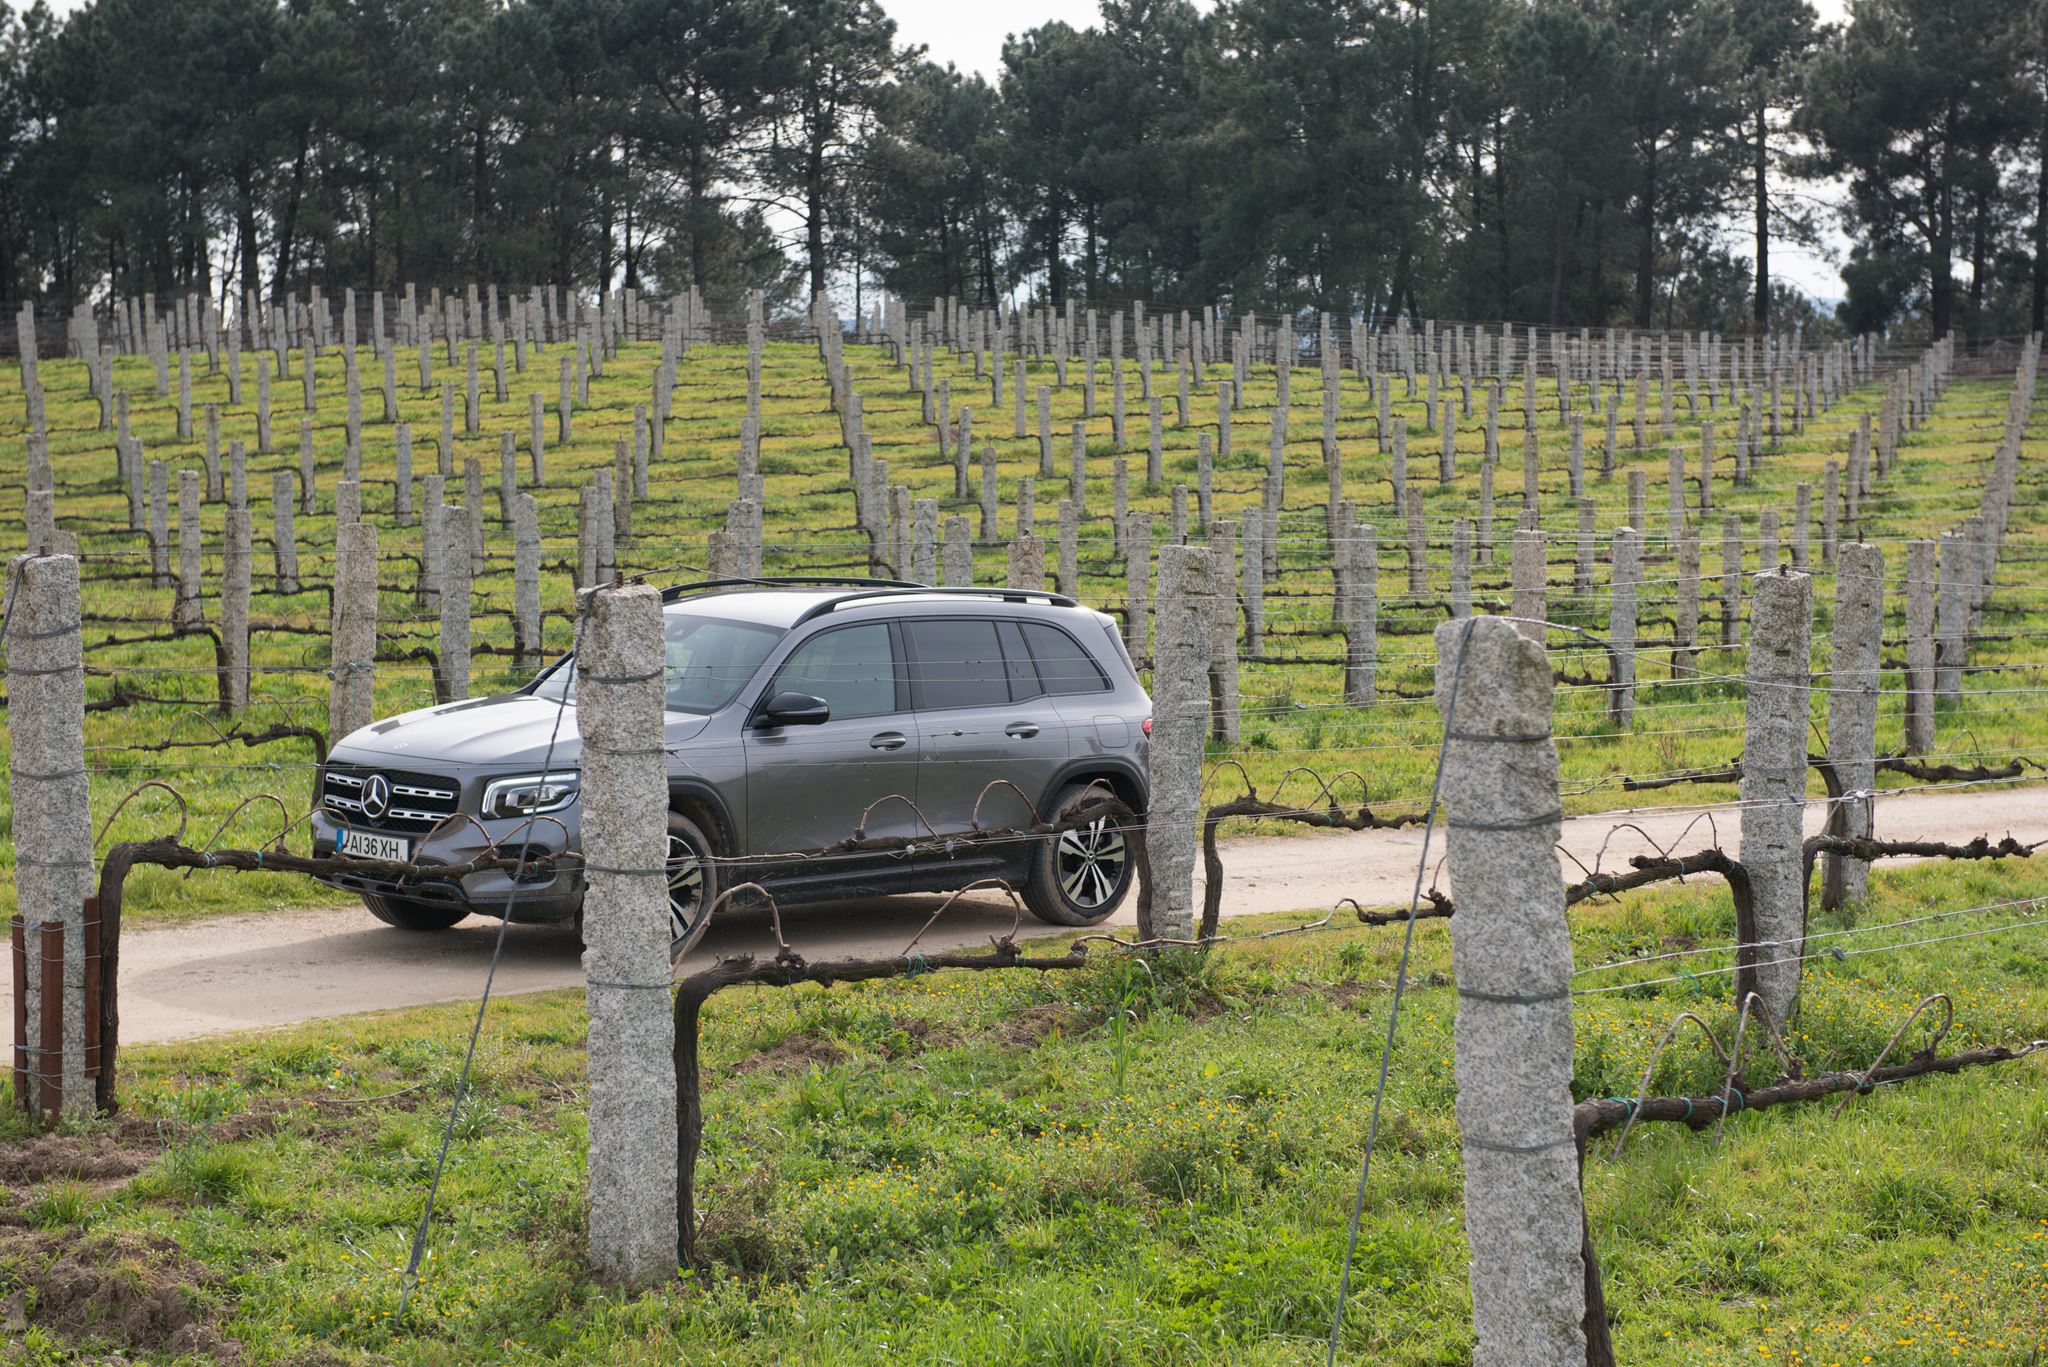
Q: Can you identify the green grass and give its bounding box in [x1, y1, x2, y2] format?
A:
[1, 333, 2045, 925]
[0, 857, 2044, 1363]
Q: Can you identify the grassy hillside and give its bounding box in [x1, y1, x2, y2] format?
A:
[3, 332, 2044, 926]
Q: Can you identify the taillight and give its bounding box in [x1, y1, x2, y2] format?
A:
[1141, 717, 1153, 736]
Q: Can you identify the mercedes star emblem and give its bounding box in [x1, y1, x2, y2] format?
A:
[360, 773, 391, 820]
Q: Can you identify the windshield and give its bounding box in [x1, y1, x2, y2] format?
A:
[530, 612, 785, 714]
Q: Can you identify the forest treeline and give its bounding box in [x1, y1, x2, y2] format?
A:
[0, 0, 2043, 338]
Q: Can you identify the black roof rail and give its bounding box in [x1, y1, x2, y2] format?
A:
[658, 575, 924, 602]
[792, 585, 1081, 625]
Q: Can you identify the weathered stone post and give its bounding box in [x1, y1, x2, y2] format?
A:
[1241, 516, 1264, 654]
[330, 521, 379, 749]
[1405, 488, 1427, 594]
[1434, 614, 1585, 1367]
[1071, 423, 1089, 515]
[1720, 513, 1742, 645]
[1608, 528, 1640, 728]
[514, 494, 541, 668]
[6, 553, 95, 1117]
[1124, 513, 1153, 658]
[1057, 499, 1079, 596]
[439, 505, 472, 701]
[1510, 529, 1545, 642]
[942, 513, 973, 587]
[147, 461, 169, 586]
[1935, 529, 1965, 701]
[1904, 539, 1937, 754]
[272, 471, 300, 594]
[1147, 544, 1213, 940]
[1451, 519, 1473, 618]
[1741, 568, 1813, 1024]
[911, 499, 939, 584]
[1674, 532, 1700, 675]
[1206, 520, 1243, 743]
[221, 508, 252, 714]
[577, 583, 679, 1289]
[1823, 543, 1883, 911]
[1342, 523, 1378, 705]
[974, 444, 998, 542]
[173, 470, 204, 629]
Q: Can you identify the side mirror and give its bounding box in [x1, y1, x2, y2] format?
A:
[754, 691, 830, 727]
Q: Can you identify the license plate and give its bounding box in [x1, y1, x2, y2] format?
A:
[338, 828, 410, 862]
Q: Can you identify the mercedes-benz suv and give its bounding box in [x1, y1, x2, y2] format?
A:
[311, 580, 1153, 947]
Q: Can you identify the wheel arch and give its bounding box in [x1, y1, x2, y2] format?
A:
[1037, 757, 1148, 823]
[667, 780, 736, 856]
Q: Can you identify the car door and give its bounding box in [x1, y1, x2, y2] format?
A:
[907, 616, 1070, 836]
[742, 619, 923, 858]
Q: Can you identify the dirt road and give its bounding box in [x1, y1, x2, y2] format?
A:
[28, 784, 2048, 1046]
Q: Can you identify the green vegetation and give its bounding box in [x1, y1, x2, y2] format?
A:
[1, 335, 2043, 927]
[0, 858, 2043, 1363]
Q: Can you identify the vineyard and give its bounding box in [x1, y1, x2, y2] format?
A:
[3, 292, 2048, 1365]
[2, 300, 2043, 925]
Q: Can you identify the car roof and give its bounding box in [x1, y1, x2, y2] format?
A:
[663, 588, 848, 628]
[661, 581, 1085, 630]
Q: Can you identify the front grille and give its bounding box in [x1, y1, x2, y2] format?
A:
[322, 764, 461, 834]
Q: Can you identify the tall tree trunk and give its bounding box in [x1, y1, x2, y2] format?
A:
[1494, 114, 1512, 319]
[805, 86, 829, 302]
[274, 130, 310, 303]
[2033, 99, 2048, 335]
[689, 90, 710, 292]
[1930, 173, 1955, 340]
[1046, 208, 1065, 308]
[236, 166, 261, 302]
[1753, 91, 1770, 332]
[1549, 201, 1569, 326]
[472, 119, 490, 279]
[1634, 140, 1658, 329]
[1968, 180, 1987, 328]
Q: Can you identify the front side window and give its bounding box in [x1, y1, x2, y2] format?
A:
[529, 611, 784, 714]
[772, 622, 899, 720]
[662, 617, 784, 713]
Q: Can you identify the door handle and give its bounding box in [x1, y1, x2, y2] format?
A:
[1005, 722, 1040, 739]
[869, 732, 907, 750]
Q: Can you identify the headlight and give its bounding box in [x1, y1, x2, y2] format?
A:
[482, 773, 580, 819]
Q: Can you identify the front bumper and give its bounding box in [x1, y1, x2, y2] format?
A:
[309, 804, 585, 924]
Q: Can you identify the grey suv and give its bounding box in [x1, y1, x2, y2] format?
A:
[311, 580, 1153, 946]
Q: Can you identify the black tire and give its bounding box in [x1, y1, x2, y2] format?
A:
[666, 810, 719, 964]
[363, 893, 469, 932]
[1023, 783, 1134, 927]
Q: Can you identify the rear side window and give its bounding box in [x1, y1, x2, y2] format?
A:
[996, 622, 1042, 700]
[772, 623, 899, 720]
[908, 619, 1010, 710]
[1021, 622, 1110, 695]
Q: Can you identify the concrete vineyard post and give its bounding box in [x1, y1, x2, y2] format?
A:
[6, 553, 94, 1118]
[439, 505, 472, 701]
[1147, 544, 1213, 940]
[1741, 568, 1814, 1024]
[330, 522, 379, 751]
[1823, 544, 1883, 910]
[222, 508, 252, 714]
[577, 584, 679, 1290]
[1904, 540, 1936, 753]
[1434, 615, 1586, 1367]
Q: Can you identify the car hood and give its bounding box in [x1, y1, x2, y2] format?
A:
[331, 693, 710, 768]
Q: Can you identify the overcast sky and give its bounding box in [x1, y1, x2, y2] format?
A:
[31, 0, 1851, 301]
